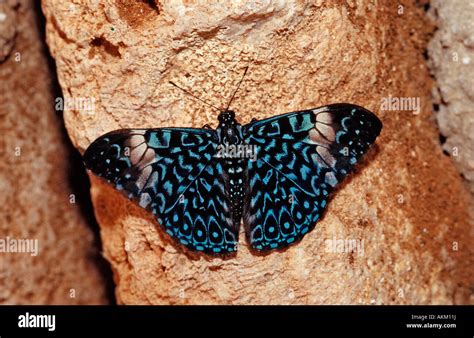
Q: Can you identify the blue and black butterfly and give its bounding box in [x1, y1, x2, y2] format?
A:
[83, 69, 382, 254]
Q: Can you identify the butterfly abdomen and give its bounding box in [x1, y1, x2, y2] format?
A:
[222, 158, 246, 224]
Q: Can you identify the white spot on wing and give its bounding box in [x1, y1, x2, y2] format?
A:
[309, 129, 331, 146]
[315, 112, 332, 124]
[316, 146, 336, 168]
[324, 171, 338, 187]
[136, 165, 153, 191]
[130, 142, 147, 164]
[139, 192, 152, 208]
[128, 134, 145, 148]
[315, 123, 335, 141]
[138, 148, 156, 168]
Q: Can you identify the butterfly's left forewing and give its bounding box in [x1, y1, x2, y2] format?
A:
[83, 128, 238, 254]
[242, 104, 382, 251]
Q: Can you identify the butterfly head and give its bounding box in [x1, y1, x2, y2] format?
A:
[218, 110, 236, 127]
[217, 110, 243, 144]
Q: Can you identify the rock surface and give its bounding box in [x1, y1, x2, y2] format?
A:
[428, 0, 474, 195]
[0, 0, 107, 304]
[42, 0, 472, 304]
[0, 0, 16, 62]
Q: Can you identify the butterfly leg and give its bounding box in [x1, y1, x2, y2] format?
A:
[202, 124, 213, 129]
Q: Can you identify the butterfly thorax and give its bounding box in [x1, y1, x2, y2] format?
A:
[216, 110, 246, 225]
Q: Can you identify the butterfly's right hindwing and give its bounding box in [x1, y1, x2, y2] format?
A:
[83, 128, 238, 254]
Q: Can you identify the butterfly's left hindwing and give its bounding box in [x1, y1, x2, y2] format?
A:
[242, 104, 382, 251]
[83, 128, 238, 254]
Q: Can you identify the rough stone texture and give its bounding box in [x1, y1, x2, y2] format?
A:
[0, 1, 16, 62]
[42, 0, 472, 304]
[428, 1, 474, 195]
[0, 0, 107, 304]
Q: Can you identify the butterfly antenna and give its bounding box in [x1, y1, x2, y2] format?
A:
[225, 66, 248, 111]
[169, 81, 222, 112]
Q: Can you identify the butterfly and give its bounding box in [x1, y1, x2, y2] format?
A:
[83, 69, 382, 254]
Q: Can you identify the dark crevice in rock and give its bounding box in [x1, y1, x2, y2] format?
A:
[140, 0, 160, 14]
[90, 37, 122, 59]
[34, 0, 116, 305]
